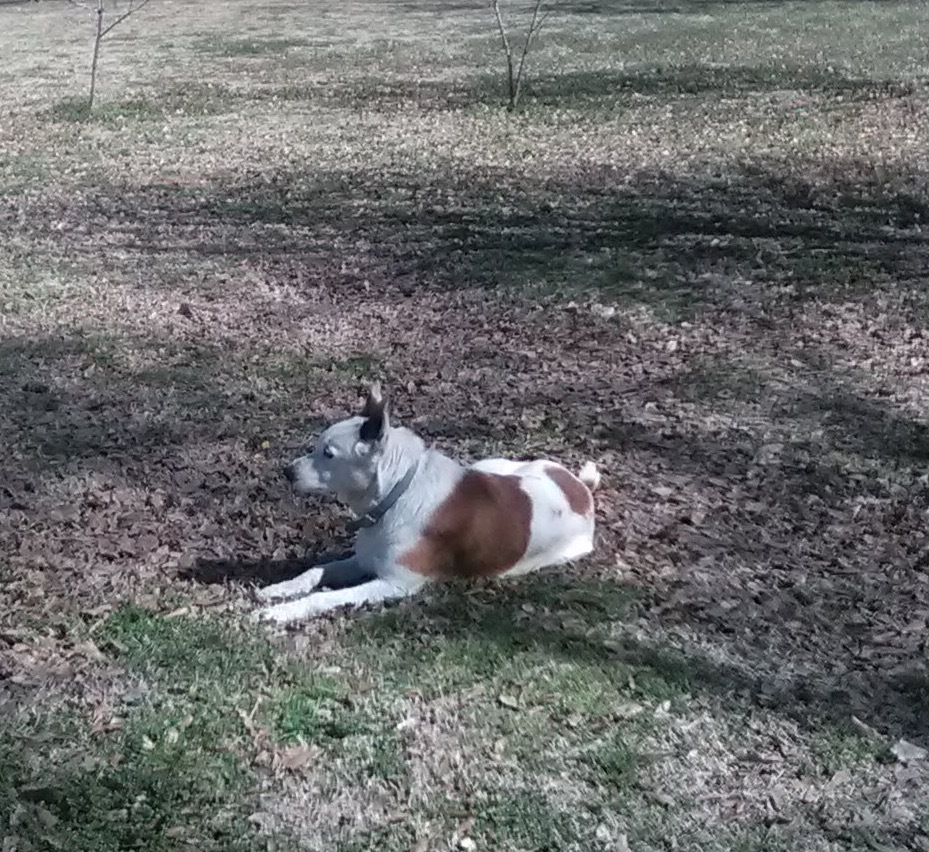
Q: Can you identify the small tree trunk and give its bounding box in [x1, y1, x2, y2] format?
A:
[492, 0, 516, 111]
[492, 0, 548, 113]
[88, 0, 104, 110]
[506, 54, 516, 110]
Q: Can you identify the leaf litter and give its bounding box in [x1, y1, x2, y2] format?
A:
[1, 0, 929, 849]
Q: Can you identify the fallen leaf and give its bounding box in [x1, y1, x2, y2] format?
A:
[497, 694, 519, 710]
[163, 607, 189, 619]
[614, 702, 644, 719]
[70, 639, 105, 661]
[828, 768, 852, 787]
[274, 744, 319, 773]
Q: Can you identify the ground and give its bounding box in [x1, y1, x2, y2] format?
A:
[1, 0, 929, 849]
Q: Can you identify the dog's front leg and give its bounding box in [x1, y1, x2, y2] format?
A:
[255, 577, 417, 625]
[256, 555, 371, 602]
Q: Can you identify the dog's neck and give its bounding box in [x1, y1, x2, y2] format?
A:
[346, 426, 426, 517]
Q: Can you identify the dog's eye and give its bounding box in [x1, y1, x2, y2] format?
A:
[322, 446, 335, 459]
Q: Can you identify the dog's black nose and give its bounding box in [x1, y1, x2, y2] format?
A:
[282, 462, 296, 483]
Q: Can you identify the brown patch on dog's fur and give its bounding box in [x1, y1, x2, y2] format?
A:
[399, 471, 532, 579]
[545, 465, 594, 516]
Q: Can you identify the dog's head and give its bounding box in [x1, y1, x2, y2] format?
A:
[283, 382, 390, 501]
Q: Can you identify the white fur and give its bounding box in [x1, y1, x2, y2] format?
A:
[255, 392, 599, 625]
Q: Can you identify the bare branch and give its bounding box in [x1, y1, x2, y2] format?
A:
[100, 0, 152, 37]
[491, 0, 512, 63]
[491, 0, 516, 107]
[513, 0, 547, 108]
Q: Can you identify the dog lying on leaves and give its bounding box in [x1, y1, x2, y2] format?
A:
[255, 384, 600, 625]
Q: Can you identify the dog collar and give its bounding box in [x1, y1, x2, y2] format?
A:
[346, 459, 420, 533]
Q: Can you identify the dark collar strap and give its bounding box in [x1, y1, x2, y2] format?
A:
[346, 459, 420, 533]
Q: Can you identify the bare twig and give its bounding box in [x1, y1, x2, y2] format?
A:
[491, 0, 515, 109]
[491, 0, 552, 111]
[89, 0, 104, 108]
[100, 0, 151, 37]
[513, 0, 547, 110]
[67, 0, 153, 110]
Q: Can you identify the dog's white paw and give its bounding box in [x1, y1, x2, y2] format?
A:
[255, 568, 324, 602]
[253, 597, 315, 626]
[252, 603, 294, 626]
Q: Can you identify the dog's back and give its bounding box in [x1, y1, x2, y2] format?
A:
[365, 456, 598, 584]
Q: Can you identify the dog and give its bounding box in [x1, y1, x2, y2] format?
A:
[254, 383, 600, 625]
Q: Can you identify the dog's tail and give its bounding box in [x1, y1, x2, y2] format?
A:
[577, 461, 601, 492]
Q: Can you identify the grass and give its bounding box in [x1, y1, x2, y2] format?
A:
[101, 605, 272, 679]
[48, 85, 242, 123]
[585, 733, 645, 790]
[196, 36, 312, 58]
[273, 678, 363, 743]
[1, 0, 928, 849]
[0, 719, 254, 852]
[0, 667, 254, 852]
[472, 791, 595, 849]
[811, 725, 893, 776]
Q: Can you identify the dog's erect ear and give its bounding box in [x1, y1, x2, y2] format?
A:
[360, 382, 384, 418]
[359, 382, 388, 442]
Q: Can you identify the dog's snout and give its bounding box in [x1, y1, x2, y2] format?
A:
[282, 462, 297, 483]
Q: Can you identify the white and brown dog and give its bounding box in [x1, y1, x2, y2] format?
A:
[255, 384, 600, 625]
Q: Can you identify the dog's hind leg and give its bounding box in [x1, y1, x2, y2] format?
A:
[255, 577, 414, 625]
[256, 555, 371, 602]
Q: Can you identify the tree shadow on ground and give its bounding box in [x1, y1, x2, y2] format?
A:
[8, 153, 926, 323]
[252, 64, 912, 113]
[346, 575, 929, 743]
[527, 66, 915, 102]
[396, 0, 871, 17]
[0, 329, 373, 477]
[0, 332, 259, 475]
[554, 0, 860, 12]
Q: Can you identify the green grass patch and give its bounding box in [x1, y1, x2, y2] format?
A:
[584, 732, 644, 791]
[100, 605, 274, 688]
[35, 605, 400, 847]
[197, 35, 310, 57]
[346, 579, 695, 720]
[338, 731, 407, 782]
[48, 84, 240, 124]
[472, 790, 595, 849]
[336, 821, 420, 852]
[48, 95, 94, 122]
[47, 96, 165, 123]
[812, 724, 893, 776]
[272, 676, 363, 743]
[0, 705, 253, 852]
[0, 153, 49, 196]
